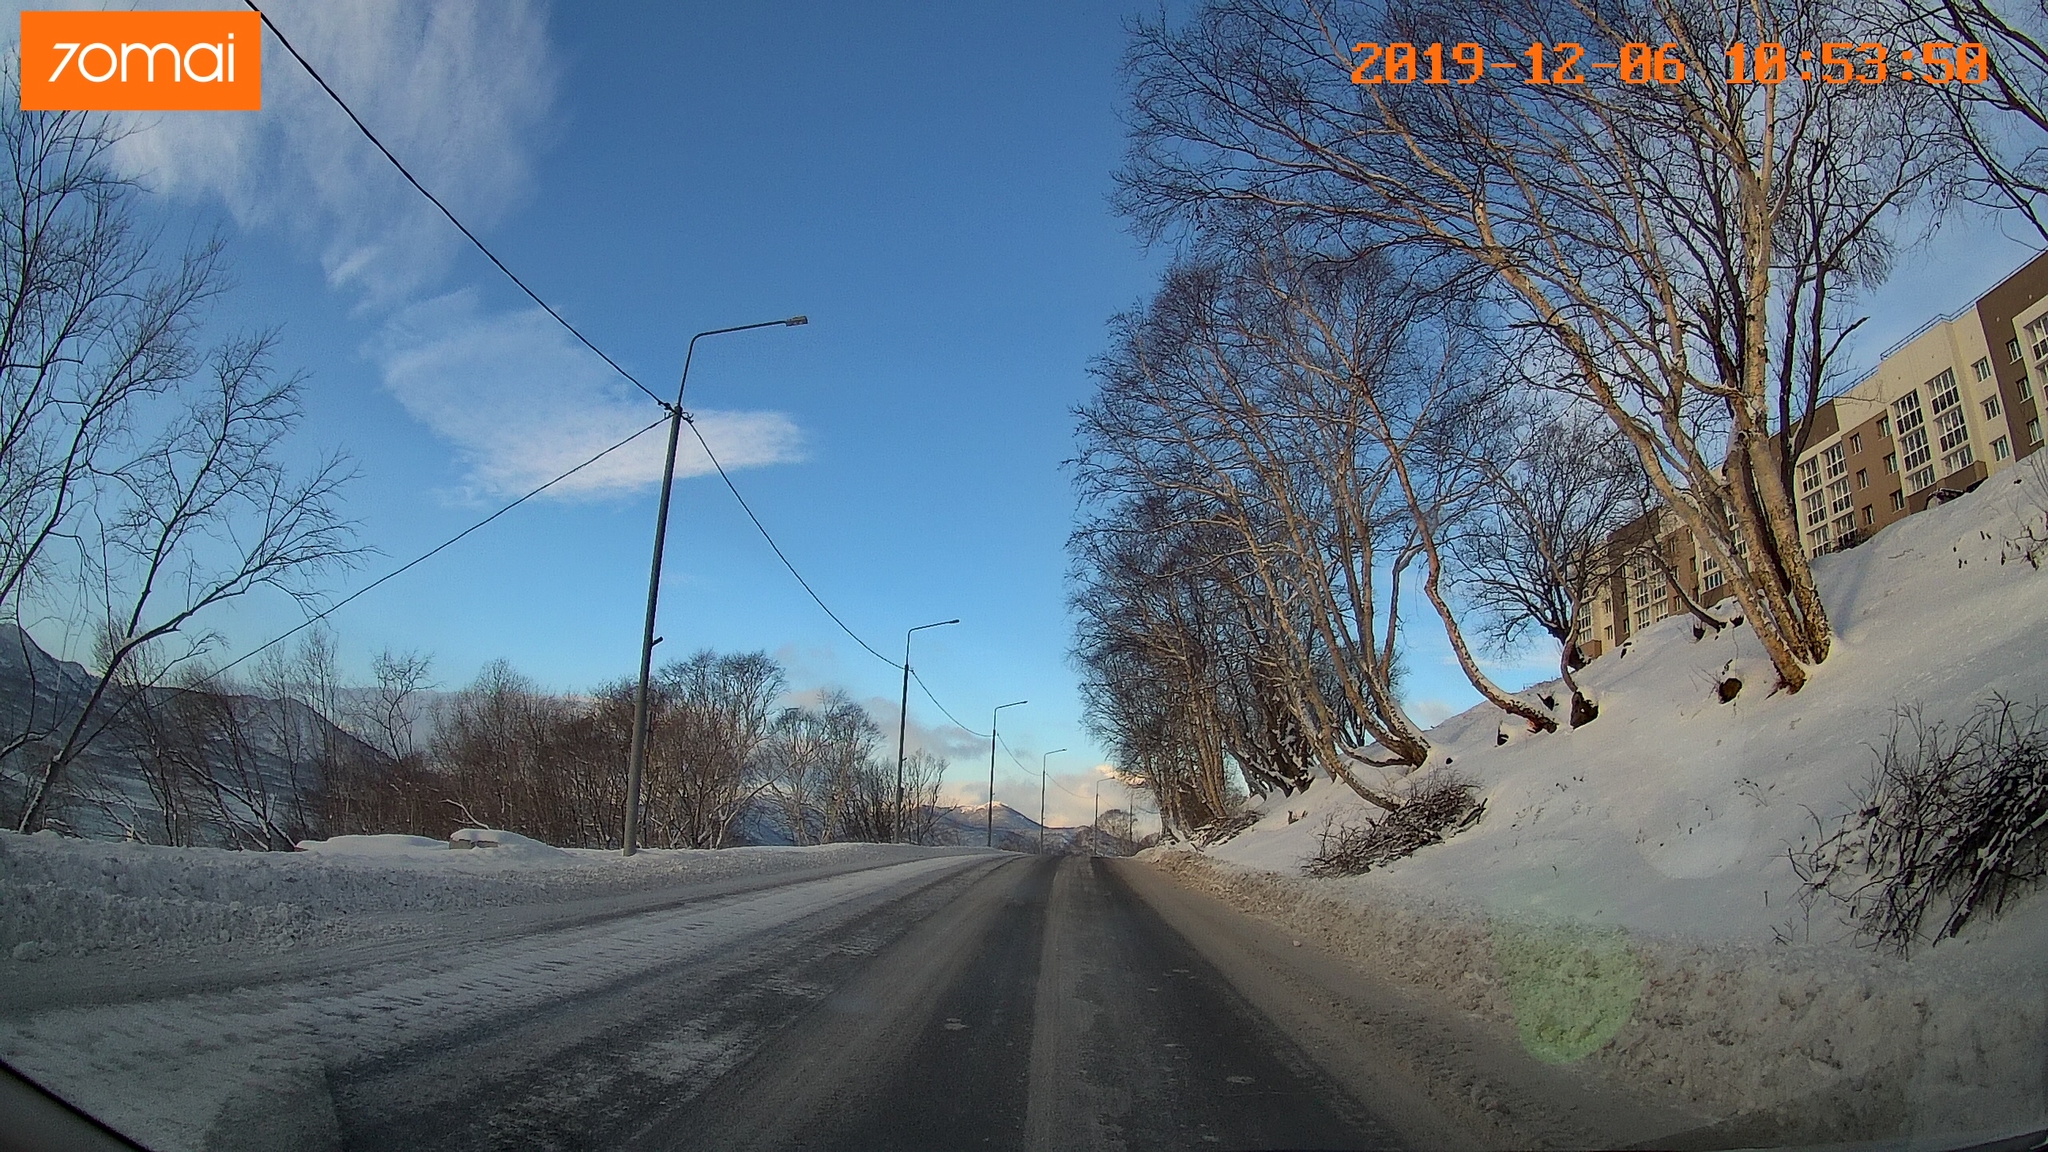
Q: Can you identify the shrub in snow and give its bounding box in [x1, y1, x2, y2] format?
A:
[1184, 810, 1263, 848]
[1304, 770, 1483, 877]
[1792, 696, 2048, 953]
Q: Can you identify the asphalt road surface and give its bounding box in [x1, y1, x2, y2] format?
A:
[1, 853, 1696, 1152]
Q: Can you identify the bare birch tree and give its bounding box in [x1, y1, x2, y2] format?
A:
[1449, 400, 1647, 723]
[1910, 0, 2048, 237]
[1077, 255, 1433, 797]
[1119, 0, 1955, 692]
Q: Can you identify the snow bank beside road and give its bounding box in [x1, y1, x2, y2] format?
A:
[1158, 463, 2048, 1142]
[0, 830, 988, 963]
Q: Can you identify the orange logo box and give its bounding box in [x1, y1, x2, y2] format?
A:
[20, 11, 261, 111]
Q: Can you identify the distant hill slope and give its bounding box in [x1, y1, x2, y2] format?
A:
[937, 801, 1131, 854]
[1207, 457, 2048, 946]
[0, 625, 387, 843]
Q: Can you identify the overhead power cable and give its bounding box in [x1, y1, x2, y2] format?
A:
[681, 418, 901, 669]
[243, 1, 666, 408]
[911, 668, 989, 739]
[999, 733, 1094, 802]
[204, 417, 667, 685]
[250, 3, 999, 741]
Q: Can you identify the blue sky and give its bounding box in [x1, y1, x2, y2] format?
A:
[15, 0, 2042, 828]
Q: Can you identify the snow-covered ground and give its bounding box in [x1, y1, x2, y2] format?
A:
[0, 827, 987, 963]
[1151, 460, 2048, 1143]
[0, 842, 999, 1151]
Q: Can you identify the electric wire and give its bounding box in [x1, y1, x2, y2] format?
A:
[243, 1, 667, 409]
[251, 2, 1004, 747]
[203, 417, 668, 685]
[681, 416, 901, 670]
[911, 668, 989, 739]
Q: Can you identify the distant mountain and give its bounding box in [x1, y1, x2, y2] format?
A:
[936, 802, 1132, 855]
[0, 624, 386, 843]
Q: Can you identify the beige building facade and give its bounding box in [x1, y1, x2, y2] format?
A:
[1572, 250, 2047, 661]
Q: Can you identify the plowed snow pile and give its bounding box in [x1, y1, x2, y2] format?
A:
[1155, 463, 2048, 1145]
[0, 832, 983, 962]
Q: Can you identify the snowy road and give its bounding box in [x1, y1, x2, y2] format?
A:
[2, 852, 1695, 1151]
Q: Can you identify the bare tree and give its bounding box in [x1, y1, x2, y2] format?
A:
[897, 748, 953, 846]
[0, 94, 358, 831]
[1077, 256, 1430, 796]
[1913, 0, 2048, 238]
[1449, 400, 1648, 724]
[640, 650, 784, 849]
[762, 701, 835, 844]
[1119, 0, 1955, 692]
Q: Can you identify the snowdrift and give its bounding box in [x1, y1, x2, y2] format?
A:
[1155, 459, 2048, 1144]
[0, 832, 989, 964]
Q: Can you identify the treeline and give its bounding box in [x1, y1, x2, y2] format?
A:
[1077, 0, 2038, 838]
[93, 634, 957, 851]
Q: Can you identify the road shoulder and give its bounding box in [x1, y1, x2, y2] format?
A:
[1114, 857, 1706, 1150]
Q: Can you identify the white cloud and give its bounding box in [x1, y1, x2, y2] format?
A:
[8, 0, 808, 498]
[100, 0, 555, 304]
[1409, 697, 1462, 727]
[376, 293, 802, 499]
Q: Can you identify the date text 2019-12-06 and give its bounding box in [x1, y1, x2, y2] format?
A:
[1349, 40, 1991, 86]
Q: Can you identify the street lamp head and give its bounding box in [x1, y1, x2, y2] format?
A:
[784, 315, 809, 326]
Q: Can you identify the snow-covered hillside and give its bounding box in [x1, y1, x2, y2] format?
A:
[1154, 459, 2048, 1143]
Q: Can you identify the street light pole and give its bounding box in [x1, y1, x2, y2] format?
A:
[1039, 748, 1065, 854]
[1093, 777, 1102, 858]
[623, 315, 808, 857]
[988, 700, 1027, 848]
[895, 618, 959, 842]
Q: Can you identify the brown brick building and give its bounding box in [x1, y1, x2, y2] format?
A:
[1574, 250, 2047, 659]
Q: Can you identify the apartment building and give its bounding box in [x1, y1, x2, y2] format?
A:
[1572, 250, 2048, 660]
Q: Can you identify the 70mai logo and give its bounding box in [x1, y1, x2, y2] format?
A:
[20, 11, 261, 111]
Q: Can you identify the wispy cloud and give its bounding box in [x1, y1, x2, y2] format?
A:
[1408, 698, 1463, 727]
[377, 293, 802, 499]
[47, 0, 804, 498]
[101, 0, 554, 304]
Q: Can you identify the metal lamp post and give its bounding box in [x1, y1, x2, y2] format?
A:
[623, 315, 808, 857]
[894, 618, 959, 842]
[1038, 748, 1065, 854]
[987, 700, 1027, 848]
[1093, 776, 1102, 857]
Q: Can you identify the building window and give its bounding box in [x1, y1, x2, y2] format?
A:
[1894, 389, 1933, 489]
[1931, 371, 1975, 473]
[1877, 414, 1891, 438]
[2023, 377, 2036, 402]
[1993, 435, 2012, 461]
[2030, 317, 2048, 362]
[1855, 468, 1867, 489]
[1891, 489, 1905, 511]
[2031, 417, 2044, 445]
[1862, 504, 1875, 526]
[1849, 432, 1862, 453]
[1984, 394, 2002, 420]
[1821, 441, 1848, 516]
[2010, 336, 2025, 362]
[1799, 457, 1826, 526]
[1974, 357, 1993, 381]
[1885, 452, 1898, 473]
